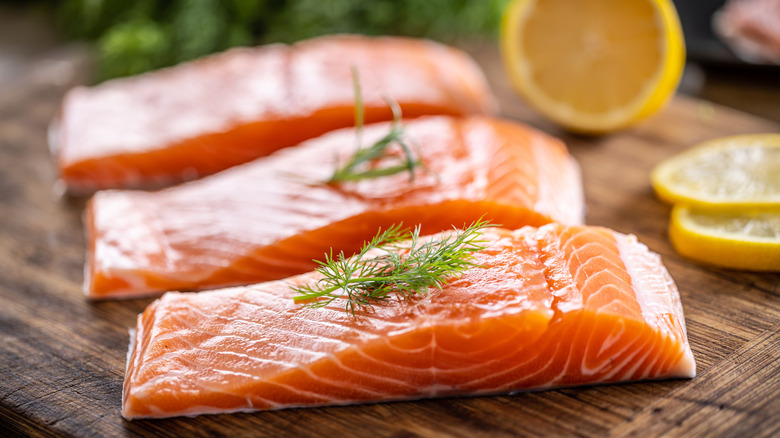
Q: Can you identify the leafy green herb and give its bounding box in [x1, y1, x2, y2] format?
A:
[292, 219, 491, 314]
[351, 65, 364, 149]
[328, 67, 422, 183]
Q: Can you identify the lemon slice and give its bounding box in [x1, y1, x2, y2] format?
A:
[670, 205, 780, 271]
[652, 134, 780, 210]
[500, 0, 685, 134]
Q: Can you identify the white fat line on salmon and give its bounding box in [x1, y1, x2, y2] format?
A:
[171, 298, 355, 348]
[596, 317, 627, 357]
[615, 233, 693, 348]
[601, 335, 652, 381]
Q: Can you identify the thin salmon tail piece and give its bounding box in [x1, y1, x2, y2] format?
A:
[122, 225, 695, 419]
[54, 35, 498, 194]
[85, 116, 584, 300]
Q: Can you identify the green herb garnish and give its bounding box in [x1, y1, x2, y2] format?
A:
[292, 219, 491, 314]
[328, 66, 422, 183]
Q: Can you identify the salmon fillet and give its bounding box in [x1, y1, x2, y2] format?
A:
[714, 0, 780, 64]
[53, 35, 497, 193]
[122, 225, 696, 419]
[85, 116, 583, 299]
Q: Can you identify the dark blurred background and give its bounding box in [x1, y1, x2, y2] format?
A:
[0, 0, 778, 122]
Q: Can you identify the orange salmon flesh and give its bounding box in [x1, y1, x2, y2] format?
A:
[122, 225, 696, 419]
[53, 35, 497, 193]
[85, 116, 584, 299]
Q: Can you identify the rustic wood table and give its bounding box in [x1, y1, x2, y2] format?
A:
[1, 42, 779, 437]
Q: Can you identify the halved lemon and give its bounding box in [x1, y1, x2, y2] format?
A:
[670, 205, 780, 271]
[500, 0, 685, 134]
[652, 134, 780, 210]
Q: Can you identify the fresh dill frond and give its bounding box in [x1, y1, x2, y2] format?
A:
[351, 65, 364, 150]
[292, 219, 492, 314]
[328, 67, 423, 183]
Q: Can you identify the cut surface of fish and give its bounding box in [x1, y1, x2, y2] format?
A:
[86, 116, 584, 299]
[54, 34, 497, 193]
[122, 225, 695, 419]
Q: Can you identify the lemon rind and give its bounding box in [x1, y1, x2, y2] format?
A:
[651, 135, 780, 210]
[670, 206, 780, 271]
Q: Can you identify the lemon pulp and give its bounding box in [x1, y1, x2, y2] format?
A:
[501, 0, 685, 133]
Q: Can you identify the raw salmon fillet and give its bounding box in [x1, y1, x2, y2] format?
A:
[54, 34, 497, 193]
[85, 116, 583, 299]
[122, 225, 696, 419]
[714, 0, 780, 64]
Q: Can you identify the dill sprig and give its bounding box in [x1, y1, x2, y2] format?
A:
[292, 219, 491, 314]
[328, 67, 422, 183]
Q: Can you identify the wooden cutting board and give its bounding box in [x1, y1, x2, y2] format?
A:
[1, 44, 778, 437]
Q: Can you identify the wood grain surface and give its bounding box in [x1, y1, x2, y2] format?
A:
[1, 43, 779, 437]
